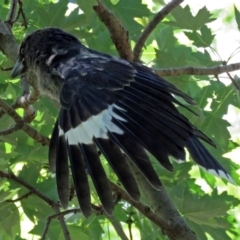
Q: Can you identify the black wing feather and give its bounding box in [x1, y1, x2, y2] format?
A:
[79, 143, 114, 215]
[81, 84, 170, 181]
[49, 119, 59, 172]
[67, 144, 91, 217]
[133, 64, 195, 105]
[48, 45, 233, 217]
[56, 134, 70, 208]
[107, 131, 162, 189]
[93, 137, 140, 201]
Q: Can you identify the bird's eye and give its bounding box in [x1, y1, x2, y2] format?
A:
[20, 47, 24, 56]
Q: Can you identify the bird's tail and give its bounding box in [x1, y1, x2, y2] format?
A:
[186, 137, 235, 184]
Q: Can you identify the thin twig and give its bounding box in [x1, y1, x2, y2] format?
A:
[221, 61, 240, 90]
[107, 215, 129, 240]
[0, 171, 58, 206]
[0, 124, 22, 135]
[127, 217, 133, 240]
[0, 76, 39, 122]
[50, 205, 71, 240]
[0, 170, 71, 240]
[41, 208, 80, 240]
[0, 97, 50, 145]
[93, 0, 134, 61]
[5, 191, 33, 202]
[5, 0, 18, 28]
[225, 72, 240, 90]
[0, 65, 13, 71]
[16, 0, 28, 28]
[133, 0, 184, 61]
[5, 0, 28, 28]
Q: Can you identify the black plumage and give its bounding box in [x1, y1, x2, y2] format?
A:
[11, 28, 234, 217]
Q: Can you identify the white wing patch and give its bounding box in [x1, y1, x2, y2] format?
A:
[59, 104, 126, 145]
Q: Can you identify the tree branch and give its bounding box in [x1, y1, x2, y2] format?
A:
[0, 20, 18, 62]
[0, 124, 22, 135]
[154, 62, 240, 76]
[5, 191, 33, 202]
[133, 0, 184, 61]
[41, 209, 80, 240]
[0, 2, 237, 239]
[93, 0, 134, 61]
[95, 2, 198, 238]
[0, 97, 50, 145]
[126, 161, 197, 240]
[110, 182, 174, 232]
[107, 215, 129, 240]
[5, 0, 18, 28]
[0, 171, 58, 207]
[0, 170, 71, 240]
[51, 205, 71, 240]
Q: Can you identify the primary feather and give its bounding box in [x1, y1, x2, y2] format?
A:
[12, 28, 234, 217]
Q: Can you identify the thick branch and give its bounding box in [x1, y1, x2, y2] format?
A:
[110, 182, 171, 231]
[0, 3, 236, 239]
[126, 161, 197, 240]
[93, 0, 134, 61]
[0, 20, 18, 62]
[133, 0, 184, 61]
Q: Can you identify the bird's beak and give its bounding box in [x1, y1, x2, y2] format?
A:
[10, 59, 25, 79]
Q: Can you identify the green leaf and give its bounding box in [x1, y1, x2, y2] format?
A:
[186, 220, 232, 240]
[133, 212, 161, 240]
[234, 5, 240, 32]
[104, 0, 151, 38]
[74, 0, 98, 28]
[202, 113, 231, 149]
[0, 202, 20, 238]
[155, 26, 177, 50]
[21, 194, 54, 223]
[194, 7, 216, 30]
[155, 45, 191, 67]
[0, 189, 20, 203]
[0, 83, 8, 94]
[191, 50, 221, 67]
[17, 163, 42, 186]
[184, 26, 215, 47]
[67, 225, 91, 240]
[35, 177, 58, 201]
[113, 204, 128, 222]
[0, 1, 239, 239]
[171, 185, 238, 228]
[84, 216, 104, 240]
[167, 6, 215, 30]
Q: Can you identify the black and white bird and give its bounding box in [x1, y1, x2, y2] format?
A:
[11, 28, 233, 217]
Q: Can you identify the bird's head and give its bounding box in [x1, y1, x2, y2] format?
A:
[11, 28, 82, 78]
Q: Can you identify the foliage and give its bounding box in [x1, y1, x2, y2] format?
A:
[0, 0, 239, 239]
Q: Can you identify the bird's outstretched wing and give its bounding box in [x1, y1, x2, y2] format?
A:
[48, 48, 233, 217]
[10, 28, 234, 218]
